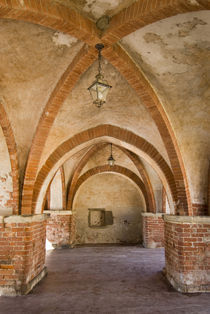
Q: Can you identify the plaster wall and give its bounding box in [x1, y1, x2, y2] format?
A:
[141, 160, 163, 212]
[121, 11, 210, 204]
[50, 169, 63, 210]
[0, 126, 13, 214]
[73, 173, 145, 244]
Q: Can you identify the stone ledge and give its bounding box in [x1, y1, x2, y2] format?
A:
[166, 271, 210, 293]
[44, 210, 72, 215]
[164, 215, 210, 224]
[0, 214, 46, 224]
[141, 213, 164, 217]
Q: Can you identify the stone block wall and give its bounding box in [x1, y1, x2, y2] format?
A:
[45, 211, 71, 248]
[164, 215, 210, 293]
[0, 214, 47, 296]
[142, 213, 164, 248]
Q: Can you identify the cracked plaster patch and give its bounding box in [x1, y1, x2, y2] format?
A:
[53, 0, 135, 20]
[52, 32, 77, 47]
[0, 172, 13, 208]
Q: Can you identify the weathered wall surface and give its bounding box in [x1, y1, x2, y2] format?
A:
[121, 11, 210, 206]
[0, 126, 13, 215]
[73, 173, 145, 244]
[142, 213, 164, 248]
[45, 211, 71, 248]
[0, 19, 82, 179]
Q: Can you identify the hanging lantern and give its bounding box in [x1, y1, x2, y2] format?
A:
[88, 43, 112, 108]
[108, 143, 115, 166]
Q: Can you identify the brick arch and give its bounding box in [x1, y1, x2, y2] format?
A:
[4, 1, 195, 215]
[67, 143, 107, 211]
[103, 45, 191, 215]
[0, 103, 19, 214]
[0, 0, 98, 46]
[102, 0, 210, 45]
[60, 166, 66, 210]
[21, 44, 97, 215]
[67, 142, 156, 213]
[119, 147, 156, 213]
[43, 166, 65, 212]
[32, 125, 176, 215]
[22, 44, 191, 215]
[72, 165, 148, 210]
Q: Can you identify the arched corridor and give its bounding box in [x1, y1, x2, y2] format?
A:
[0, 0, 209, 305]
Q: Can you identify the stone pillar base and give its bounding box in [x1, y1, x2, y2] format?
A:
[0, 214, 47, 296]
[0, 267, 47, 296]
[142, 213, 164, 248]
[44, 210, 72, 248]
[164, 215, 210, 293]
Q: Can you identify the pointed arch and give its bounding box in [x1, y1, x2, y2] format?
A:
[32, 125, 177, 215]
[102, 0, 210, 44]
[103, 44, 191, 214]
[21, 44, 97, 214]
[67, 143, 156, 213]
[72, 165, 148, 210]
[0, 0, 98, 45]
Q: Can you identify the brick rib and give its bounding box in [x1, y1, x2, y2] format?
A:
[102, 0, 209, 45]
[21, 45, 97, 215]
[0, 0, 99, 45]
[72, 165, 149, 210]
[103, 45, 191, 215]
[0, 103, 19, 214]
[66, 143, 156, 213]
[32, 124, 176, 214]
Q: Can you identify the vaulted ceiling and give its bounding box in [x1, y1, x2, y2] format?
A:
[0, 0, 209, 216]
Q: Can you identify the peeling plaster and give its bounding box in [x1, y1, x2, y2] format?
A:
[0, 172, 13, 208]
[52, 32, 78, 47]
[121, 11, 210, 203]
[52, 0, 136, 20]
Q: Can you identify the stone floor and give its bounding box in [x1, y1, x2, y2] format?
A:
[0, 246, 209, 313]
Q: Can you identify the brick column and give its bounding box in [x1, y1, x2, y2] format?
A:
[142, 213, 164, 248]
[44, 211, 72, 248]
[164, 215, 210, 293]
[0, 214, 47, 296]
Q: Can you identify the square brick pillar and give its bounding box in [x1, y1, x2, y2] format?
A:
[44, 210, 72, 248]
[0, 214, 47, 296]
[164, 215, 210, 293]
[142, 213, 164, 248]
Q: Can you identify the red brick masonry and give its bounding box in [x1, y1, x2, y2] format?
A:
[45, 211, 71, 248]
[0, 214, 47, 296]
[142, 213, 164, 248]
[164, 215, 210, 293]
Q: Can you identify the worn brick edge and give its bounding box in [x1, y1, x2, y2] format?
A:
[0, 103, 19, 215]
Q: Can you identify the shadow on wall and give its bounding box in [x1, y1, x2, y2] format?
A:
[73, 173, 146, 245]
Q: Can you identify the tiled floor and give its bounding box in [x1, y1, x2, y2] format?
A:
[0, 246, 209, 313]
